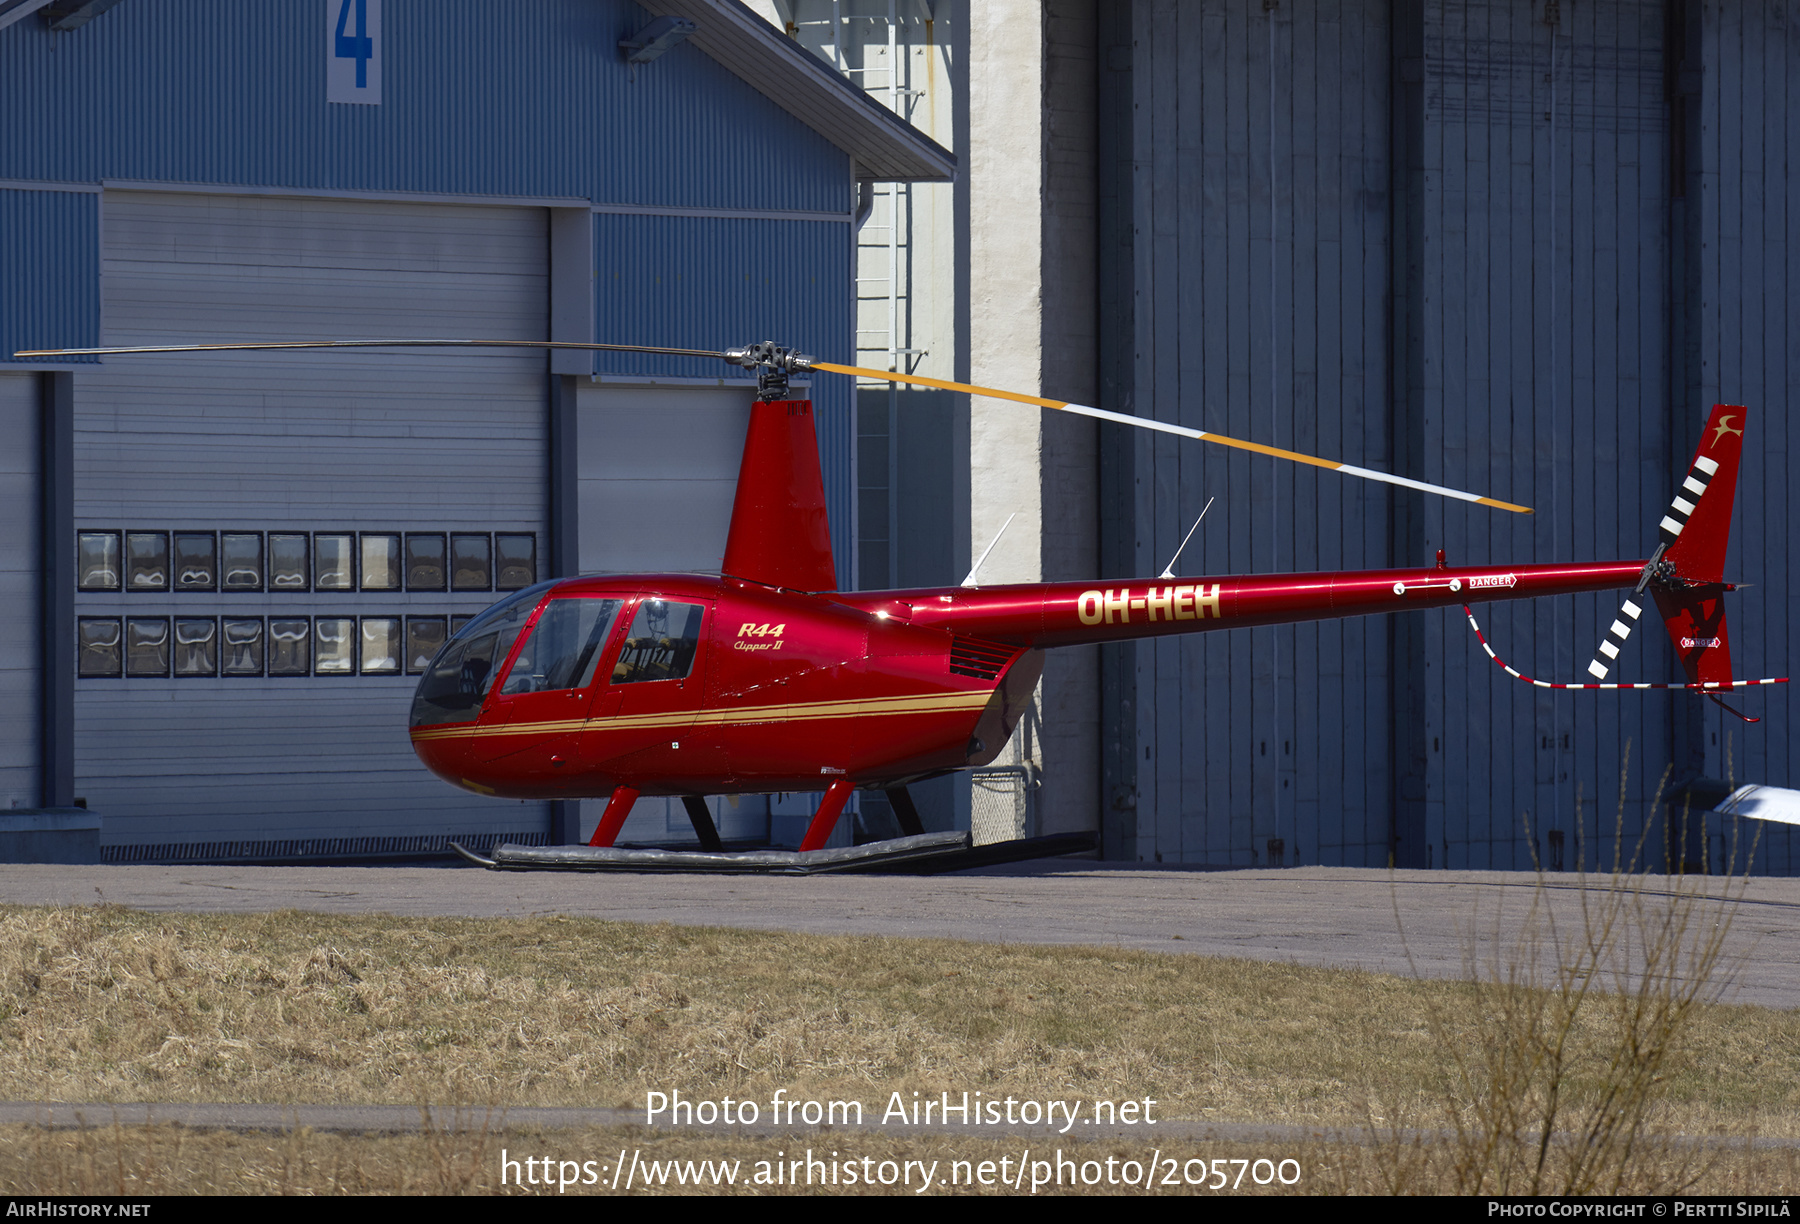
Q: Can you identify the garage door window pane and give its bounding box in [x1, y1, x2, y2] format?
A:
[269, 618, 311, 676]
[406, 616, 447, 674]
[126, 532, 168, 591]
[361, 617, 402, 675]
[174, 618, 218, 677]
[173, 532, 217, 591]
[315, 616, 355, 674]
[221, 533, 263, 591]
[222, 619, 265, 676]
[126, 617, 170, 677]
[78, 532, 120, 591]
[361, 534, 401, 591]
[406, 534, 446, 591]
[269, 534, 309, 591]
[316, 534, 354, 590]
[78, 618, 122, 678]
[495, 534, 536, 590]
[451, 533, 492, 591]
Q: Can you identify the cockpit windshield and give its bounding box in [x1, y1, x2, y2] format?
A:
[407, 580, 554, 727]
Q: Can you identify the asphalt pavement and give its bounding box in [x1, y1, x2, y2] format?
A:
[4, 858, 1797, 1009]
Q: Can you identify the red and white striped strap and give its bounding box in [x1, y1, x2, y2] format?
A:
[1461, 606, 1787, 691]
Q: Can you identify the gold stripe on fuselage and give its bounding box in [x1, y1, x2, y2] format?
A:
[409, 689, 992, 743]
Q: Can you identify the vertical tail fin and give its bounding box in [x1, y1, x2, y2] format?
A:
[720, 398, 838, 592]
[1653, 404, 1745, 689]
[1659, 403, 1745, 585]
[1580, 404, 1745, 689]
[1467, 405, 1780, 709]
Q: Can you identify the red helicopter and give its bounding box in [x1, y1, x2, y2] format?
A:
[24, 338, 1780, 867]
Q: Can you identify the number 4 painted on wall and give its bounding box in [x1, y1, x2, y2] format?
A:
[335, 0, 372, 87]
[326, 0, 380, 105]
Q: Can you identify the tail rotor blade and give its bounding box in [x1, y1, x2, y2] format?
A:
[1585, 597, 1646, 681]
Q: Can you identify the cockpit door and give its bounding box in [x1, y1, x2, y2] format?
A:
[478, 595, 625, 781]
[580, 596, 718, 785]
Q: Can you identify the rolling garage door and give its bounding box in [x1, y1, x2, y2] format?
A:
[73, 190, 550, 858]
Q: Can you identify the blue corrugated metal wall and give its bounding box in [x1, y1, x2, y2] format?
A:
[1116, 1, 1397, 867]
[1, 0, 859, 579]
[1693, 0, 1797, 874]
[1105, 0, 1799, 871]
[0, 189, 100, 361]
[1418, 0, 1676, 871]
[0, 0, 847, 213]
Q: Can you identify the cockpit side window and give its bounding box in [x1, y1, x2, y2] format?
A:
[497, 597, 623, 696]
[610, 599, 705, 684]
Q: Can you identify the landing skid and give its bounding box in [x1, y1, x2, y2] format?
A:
[450, 831, 1097, 875]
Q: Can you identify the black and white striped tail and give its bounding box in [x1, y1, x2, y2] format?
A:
[1659, 453, 1720, 543]
[1582, 449, 1727, 681]
[1585, 597, 1645, 681]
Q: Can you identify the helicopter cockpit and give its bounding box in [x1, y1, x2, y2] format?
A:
[408, 585, 710, 730]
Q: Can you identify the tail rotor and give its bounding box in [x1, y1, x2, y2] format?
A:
[1465, 405, 1784, 718]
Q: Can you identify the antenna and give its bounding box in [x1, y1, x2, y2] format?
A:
[1158, 497, 1215, 580]
[961, 513, 1017, 588]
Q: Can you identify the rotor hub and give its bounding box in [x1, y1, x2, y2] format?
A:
[725, 341, 815, 401]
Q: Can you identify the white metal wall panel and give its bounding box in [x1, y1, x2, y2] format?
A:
[0, 372, 38, 809]
[75, 191, 549, 852]
[576, 383, 754, 575]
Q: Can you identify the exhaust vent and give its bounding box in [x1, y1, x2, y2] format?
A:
[949, 637, 1019, 681]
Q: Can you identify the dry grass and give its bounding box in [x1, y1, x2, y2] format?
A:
[2, 904, 1797, 1128]
[1371, 759, 1774, 1195]
[0, 903, 1504, 1120]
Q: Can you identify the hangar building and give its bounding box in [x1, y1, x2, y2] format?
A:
[0, 0, 952, 860]
[6, 0, 1795, 876]
[758, 0, 1800, 875]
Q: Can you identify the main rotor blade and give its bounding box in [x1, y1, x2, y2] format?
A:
[812, 360, 1534, 515]
[17, 338, 1530, 514]
[13, 339, 727, 360]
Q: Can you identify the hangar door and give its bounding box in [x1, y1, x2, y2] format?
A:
[74, 190, 550, 859]
[0, 373, 37, 811]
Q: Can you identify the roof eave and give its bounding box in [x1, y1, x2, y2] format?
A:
[632, 0, 956, 184]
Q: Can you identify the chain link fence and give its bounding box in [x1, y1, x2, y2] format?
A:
[969, 765, 1036, 846]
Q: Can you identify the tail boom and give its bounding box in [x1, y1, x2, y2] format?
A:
[841, 559, 1650, 648]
